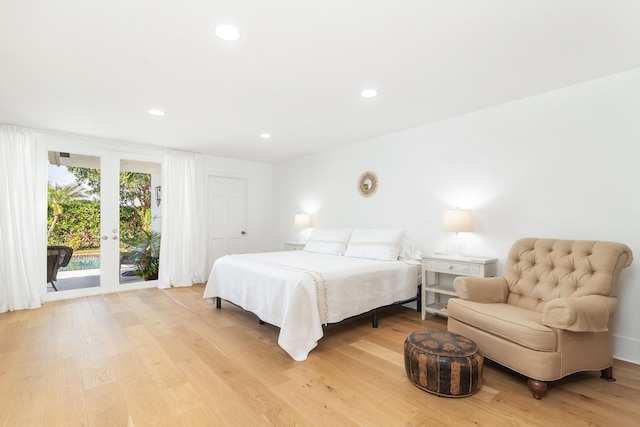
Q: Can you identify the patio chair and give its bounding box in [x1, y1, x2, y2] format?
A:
[119, 244, 147, 278]
[47, 246, 73, 291]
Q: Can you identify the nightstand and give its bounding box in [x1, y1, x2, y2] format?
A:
[284, 241, 306, 251]
[421, 253, 498, 319]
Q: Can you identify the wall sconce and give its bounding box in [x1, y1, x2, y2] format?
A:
[155, 185, 162, 207]
[443, 208, 473, 256]
[294, 213, 314, 241]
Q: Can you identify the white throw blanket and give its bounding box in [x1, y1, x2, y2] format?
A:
[203, 251, 417, 361]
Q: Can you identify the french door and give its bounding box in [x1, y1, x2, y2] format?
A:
[43, 137, 162, 299]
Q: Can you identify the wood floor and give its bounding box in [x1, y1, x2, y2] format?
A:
[1, 284, 638, 427]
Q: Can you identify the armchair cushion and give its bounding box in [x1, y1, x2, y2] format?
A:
[447, 299, 557, 351]
[453, 276, 509, 303]
[542, 295, 617, 332]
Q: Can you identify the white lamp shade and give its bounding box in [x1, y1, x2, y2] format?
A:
[294, 213, 314, 228]
[443, 209, 473, 232]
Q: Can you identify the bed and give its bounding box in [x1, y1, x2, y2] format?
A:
[203, 228, 421, 361]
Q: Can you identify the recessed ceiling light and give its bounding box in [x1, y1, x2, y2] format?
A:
[215, 24, 240, 41]
[148, 109, 165, 116]
[361, 89, 378, 98]
[260, 133, 272, 139]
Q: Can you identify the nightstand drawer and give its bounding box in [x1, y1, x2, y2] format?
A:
[284, 241, 306, 251]
[424, 260, 481, 276]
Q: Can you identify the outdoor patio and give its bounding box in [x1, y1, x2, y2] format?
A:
[47, 268, 141, 292]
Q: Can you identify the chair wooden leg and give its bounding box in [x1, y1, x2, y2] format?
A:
[527, 378, 547, 399]
[50, 281, 58, 292]
[600, 366, 616, 382]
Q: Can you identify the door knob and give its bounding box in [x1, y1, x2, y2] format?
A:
[241, 231, 246, 235]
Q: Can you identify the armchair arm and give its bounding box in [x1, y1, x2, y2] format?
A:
[542, 295, 617, 332]
[453, 276, 509, 303]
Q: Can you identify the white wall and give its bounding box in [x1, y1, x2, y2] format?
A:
[274, 68, 640, 363]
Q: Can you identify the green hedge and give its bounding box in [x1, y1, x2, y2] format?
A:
[47, 200, 144, 251]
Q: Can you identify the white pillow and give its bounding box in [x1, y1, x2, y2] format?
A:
[399, 238, 423, 261]
[343, 229, 406, 261]
[303, 228, 352, 255]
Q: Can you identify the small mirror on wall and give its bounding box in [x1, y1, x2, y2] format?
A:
[358, 171, 378, 197]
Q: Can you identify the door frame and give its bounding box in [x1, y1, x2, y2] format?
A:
[37, 132, 164, 301]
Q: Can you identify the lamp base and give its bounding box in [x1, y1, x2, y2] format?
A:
[299, 228, 312, 242]
[446, 234, 466, 257]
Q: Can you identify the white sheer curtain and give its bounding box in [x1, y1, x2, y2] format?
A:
[0, 124, 44, 312]
[157, 150, 207, 288]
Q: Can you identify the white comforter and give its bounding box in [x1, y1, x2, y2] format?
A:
[203, 251, 418, 361]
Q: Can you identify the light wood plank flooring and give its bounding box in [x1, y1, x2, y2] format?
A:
[1, 284, 638, 426]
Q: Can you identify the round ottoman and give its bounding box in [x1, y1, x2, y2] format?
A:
[404, 330, 483, 397]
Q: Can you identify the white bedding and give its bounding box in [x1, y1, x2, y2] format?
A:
[203, 251, 418, 361]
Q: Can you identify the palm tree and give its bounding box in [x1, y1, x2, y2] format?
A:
[47, 183, 87, 237]
[119, 172, 151, 230]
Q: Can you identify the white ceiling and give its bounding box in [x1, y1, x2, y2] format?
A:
[2, 1, 640, 163]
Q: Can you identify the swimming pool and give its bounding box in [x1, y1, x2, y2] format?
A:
[59, 254, 100, 271]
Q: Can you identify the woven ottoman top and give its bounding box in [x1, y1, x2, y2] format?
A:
[405, 330, 478, 357]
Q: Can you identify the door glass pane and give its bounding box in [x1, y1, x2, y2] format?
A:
[47, 151, 101, 292]
[118, 159, 162, 284]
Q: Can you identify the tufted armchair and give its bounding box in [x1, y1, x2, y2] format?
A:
[447, 238, 633, 399]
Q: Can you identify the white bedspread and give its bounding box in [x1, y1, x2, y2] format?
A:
[203, 251, 418, 361]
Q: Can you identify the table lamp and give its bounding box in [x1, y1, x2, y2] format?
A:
[294, 213, 314, 241]
[443, 208, 473, 256]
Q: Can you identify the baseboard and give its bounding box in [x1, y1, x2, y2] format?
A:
[613, 334, 640, 365]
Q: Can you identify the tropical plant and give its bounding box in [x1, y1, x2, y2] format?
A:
[123, 230, 161, 280]
[47, 182, 88, 237]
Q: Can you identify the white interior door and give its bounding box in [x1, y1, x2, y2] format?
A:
[207, 176, 247, 267]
